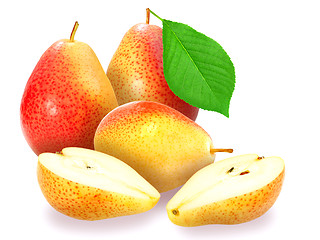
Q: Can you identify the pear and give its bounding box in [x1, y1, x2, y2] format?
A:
[37, 147, 160, 221]
[94, 101, 232, 193]
[20, 22, 118, 155]
[166, 154, 285, 226]
[106, 11, 199, 121]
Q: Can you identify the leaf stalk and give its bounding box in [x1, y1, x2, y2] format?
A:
[147, 8, 164, 22]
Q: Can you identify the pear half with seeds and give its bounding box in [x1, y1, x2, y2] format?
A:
[166, 154, 285, 226]
[37, 147, 160, 221]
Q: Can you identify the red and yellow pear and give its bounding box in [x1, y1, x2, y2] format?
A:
[94, 101, 232, 193]
[106, 10, 199, 121]
[20, 22, 118, 155]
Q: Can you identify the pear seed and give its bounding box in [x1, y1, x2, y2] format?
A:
[227, 167, 235, 173]
[240, 170, 250, 175]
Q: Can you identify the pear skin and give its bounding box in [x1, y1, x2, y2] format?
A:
[107, 23, 199, 121]
[166, 154, 285, 226]
[94, 101, 219, 193]
[37, 147, 160, 221]
[20, 23, 118, 155]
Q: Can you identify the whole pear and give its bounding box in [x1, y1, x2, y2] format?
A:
[20, 22, 118, 155]
[94, 101, 231, 193]
[106, 18, 199, 121]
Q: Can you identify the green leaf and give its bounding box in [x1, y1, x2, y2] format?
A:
[149, 10, 236, 117]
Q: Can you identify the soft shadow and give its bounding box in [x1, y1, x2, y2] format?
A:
[158, 187, 182, 208]
[43, 187, 281, 237]
[149, 187, 182, 218]
[45, 204, 159, 234]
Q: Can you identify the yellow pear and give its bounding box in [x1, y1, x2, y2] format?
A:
[166, 154, 285, 226]
[37, 147, 160, 220]
[94, 101, 232, 193]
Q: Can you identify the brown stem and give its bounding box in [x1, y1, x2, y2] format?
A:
[146, 8, 150, 24]
[210, 148, 233, 154]
[70, 21, 79, 42]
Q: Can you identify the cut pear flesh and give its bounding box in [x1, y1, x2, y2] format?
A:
[37, 147, 160, 220]
[166, 154, 285, 226]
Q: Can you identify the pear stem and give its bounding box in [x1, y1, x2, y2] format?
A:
[210, 148, 234, 154]
[70, 21, 79, 42]
[146, 8, 150, 24]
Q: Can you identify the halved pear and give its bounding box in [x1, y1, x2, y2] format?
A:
[166, 154, 285, 226]
[37, 147, 160, 221]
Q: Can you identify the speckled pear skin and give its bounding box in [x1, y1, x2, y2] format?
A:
[107, 23, 199, 121]
[167, 169, 285, 226]
[94, 101, 215, 193]
[37, 161, 158, 221]
[20, 39, 118, 155]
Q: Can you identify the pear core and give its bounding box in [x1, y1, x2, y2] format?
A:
[39, 147, 159, 200]
[167, 154, 285, 212]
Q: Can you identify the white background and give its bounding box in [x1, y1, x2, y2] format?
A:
[1, 0, 319, 239]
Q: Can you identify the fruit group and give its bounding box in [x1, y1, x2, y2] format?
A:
[37, 147, 160, 220]
[20, 22, 118, 155]
[94, 101, 231, 193]
[166, 154, 285, 226]
[106, 18, 199, 121]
